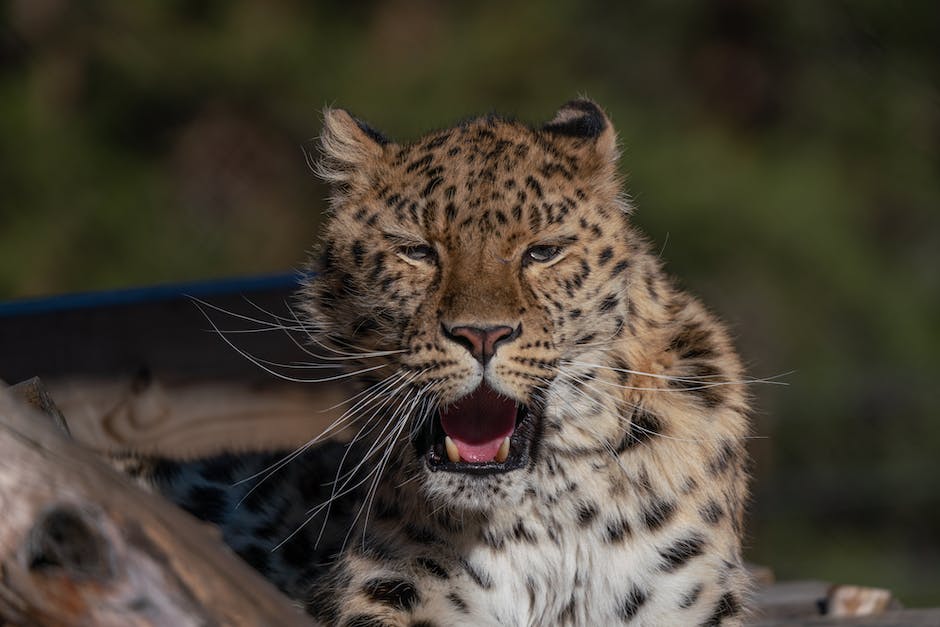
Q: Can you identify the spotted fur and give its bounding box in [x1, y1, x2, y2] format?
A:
[137, 99, 751, 626]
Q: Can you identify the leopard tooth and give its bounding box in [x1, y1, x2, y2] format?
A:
[444, 436, 460, 463]
[495, 436, 510, 463]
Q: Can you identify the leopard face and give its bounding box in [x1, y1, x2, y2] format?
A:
[302, 100, 653, 511]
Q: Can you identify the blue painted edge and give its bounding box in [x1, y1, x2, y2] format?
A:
[0, 271, 308, 318]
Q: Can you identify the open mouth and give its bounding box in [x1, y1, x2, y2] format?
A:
[417, 383, 536, 475]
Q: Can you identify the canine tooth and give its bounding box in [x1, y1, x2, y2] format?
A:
[445, 436, 460, 463]
[495, 436, 510, 463]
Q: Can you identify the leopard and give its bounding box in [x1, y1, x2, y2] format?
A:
[130, 99, 752, 626]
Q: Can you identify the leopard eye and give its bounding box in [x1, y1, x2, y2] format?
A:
[524, 244, 562, 264]
[400, 244, 436, 262]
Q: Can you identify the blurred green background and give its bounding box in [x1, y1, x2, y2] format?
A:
[2, 0, 938, 606]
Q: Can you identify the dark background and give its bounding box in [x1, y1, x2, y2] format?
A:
[2, 0, 938, 605]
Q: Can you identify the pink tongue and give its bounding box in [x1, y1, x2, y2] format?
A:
[440, 385, 516, 462]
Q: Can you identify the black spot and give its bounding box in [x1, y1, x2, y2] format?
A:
[512, 519, 537, 544]
[575, 333, 596, 345]
[645, 274, 660, 301]
[481, 528, 505, 551]
[460, 558, 493, 589]
[362, 577, 419, 611]
[385, 193, 402, 209]
[618, 585, 648, 620]
[445, 202, 457, 222]
[415, 557, 449, 579]
[543, 99, 608, 138]
[642, 498, 676, 531]
[425, 131, 450, 149]
[616, 409, 663, 453]
[611, 259, 630, 277]
[525, 175, 544, 198]
[576, 502, 598, 526]
[352, 240, 365, 267]
[605, 517, 631, 543]
[679, 583, 704, 609]
[708, 440, 737, 476]
[421, 176, 444, 198]
[181, 485, 229, 523]
[702, 592, 741, 626]
[341, 615, 392, 627]
[406, 154, 433, 173]
[669, 363, 727, 408]
[319, 241, 336, 271]
[447, 592, 469, 613]
[338, 272, 356, 297]
[354, 118, 390, 146]
[355, 535, 399, 563]
[670, 322, 715, 360]
[659, 534, 706, 572]
[700, 500, 724, 525]
[599, 294, 619, 312]
[597, 247, 613, 265]
[557, 595, 577, 622]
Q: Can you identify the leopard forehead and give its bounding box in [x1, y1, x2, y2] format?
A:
[331, 114, 624, 250]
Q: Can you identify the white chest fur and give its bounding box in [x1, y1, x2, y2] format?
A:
[420, 515, 722, 627]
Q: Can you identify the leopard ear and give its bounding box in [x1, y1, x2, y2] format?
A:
[316, 107, 393, 188]
[542, 99, 619, 169]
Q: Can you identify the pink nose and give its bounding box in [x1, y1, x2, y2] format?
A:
[443, 324, 519, 365]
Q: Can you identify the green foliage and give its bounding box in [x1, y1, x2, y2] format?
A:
[2, 0, 938, 604]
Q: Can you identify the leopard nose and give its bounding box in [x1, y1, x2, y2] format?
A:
[442, 323, 521, 365]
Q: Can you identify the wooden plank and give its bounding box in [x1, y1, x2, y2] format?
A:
[45, 376, 356, 458]
[753, 581, 904, 622]
[754, 580, 830, 620]
[0, 385, 312, 626]
[749, 608, 940, 626]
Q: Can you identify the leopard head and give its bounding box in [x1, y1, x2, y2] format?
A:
[302, 100, 651, 511]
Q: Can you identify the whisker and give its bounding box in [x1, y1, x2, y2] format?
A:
[232, 371, 410, 496]
[552, 370, 765, 443]
[192, 296, 405, 361]
[563, 360, 790, 386]
[194, 301, 389, 384]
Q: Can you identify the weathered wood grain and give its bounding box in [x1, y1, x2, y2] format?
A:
[0, 385, 312, 626]
[46, 376, 353, 459]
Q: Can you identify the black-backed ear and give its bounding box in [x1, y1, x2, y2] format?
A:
[317, 107, 393, 188]
[542, 99, 619, 168]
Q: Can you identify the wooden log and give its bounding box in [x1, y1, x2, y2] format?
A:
[8, 377, 71, 437]
[0, 385, 312, 626]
